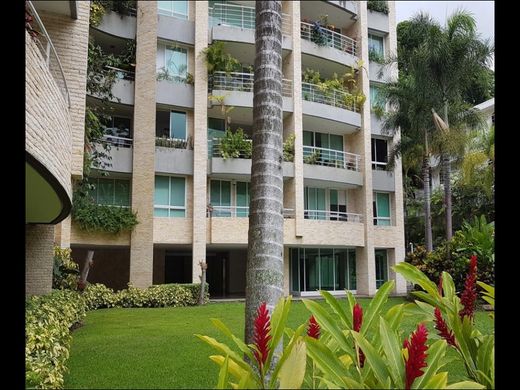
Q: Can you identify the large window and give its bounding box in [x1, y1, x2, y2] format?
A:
[368, 33, 384, 57]
[375, 249, 388, 288]
[371, 138, 388, 170]
[90, 178, 130, 206]
[158, 1, 188, 19]
[305, 187, 347, 221]
[373, 192, 391, 226]
[290, 248, 357, 293]
[102, 116, 131, 139]
[370, 84, 384, 109]
[154, 176, 186, 217]
[236, 181, 250, 217]
[210, 180, 250, 217]
[165, 47, 187, 79]
[169, 111, 187, 140]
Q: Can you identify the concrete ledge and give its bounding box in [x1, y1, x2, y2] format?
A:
[96, 10, 136, 39]
[367, 10, 389, 33]
[70, 222, 131, 246]
[155, 147, 193, 175]
[153, 217, 192, 243]
[158, 14, 194, 45]
[95, 144, 133, 173]
[156, 80, 194, 108]
[211, 25, 292, 50]
[303, 100, 361, 128]
[372, 169, 395, 191]
[303, 164, 363, 187]
[301, 39, 358, 68]
[284, 219, 365, 246]
[209, 158, 294, 179]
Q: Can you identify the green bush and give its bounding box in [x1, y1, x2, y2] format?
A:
[367, 0, 389, 14]
[283, 134, 295, 162]
[53, 247, 79, 290]
[82, 283, 120, 310]
[26, 290, 86, 389]
[218, 128, 252, 159]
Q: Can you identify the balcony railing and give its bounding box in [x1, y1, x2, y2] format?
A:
[305, 210, 363, 223]
[211, 71, 293, 97]
[102, 135, 133, 148]
[26, 1, 70, 108]
[208, 206, 296, 218]
[302, 82, 360, 112]
[155, 137, 192, 149]
[105, 65, 135, 81]
[300, 21, 357, 56]
[303, 146, 361, 172]
[372, 161, 387, 171]
[209, 3, 291, 36]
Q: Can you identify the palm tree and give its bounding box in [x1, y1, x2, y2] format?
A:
[245, 0, 284, 357]
[413, 10, 494, 240]
[461, 124, 494, 198]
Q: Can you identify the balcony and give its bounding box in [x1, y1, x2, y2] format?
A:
[303, 146, 360, 171]
[304, 210, 363, 223]
[94, 135, 133, 173]
[326, 1, 359, 16]
[210, 71, 293, 112]
[156, 79, 194, 108]
[207, 206, 295, 218]
[303, 146, 362, 187]
[158, 12, 194, 45]
[302, 82, 361, 131]
[209, 3, 292, 49]
[94, 10, 136, 39]
[155, 137, 194, 175]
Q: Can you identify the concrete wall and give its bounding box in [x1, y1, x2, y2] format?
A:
[303, 164, 363, 187]
[111, 79, 135, 105]
[302, 101, 361, 128]
[26, 225, 55, 296]
[95, 144, 133, 173]
[155, 148, 194, 175]
[301, 39, 358, 68]
[158, 14, 194, 45]
[96, 10, 136, 39]
[70, 222, 131, 246]
[372, 169, 395, 191]
[367, 9, 389, 33]
[156, 81, 194, 108]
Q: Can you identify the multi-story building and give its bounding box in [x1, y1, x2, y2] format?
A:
[58, 0, 406, 298]
[25, 1, 89, 296]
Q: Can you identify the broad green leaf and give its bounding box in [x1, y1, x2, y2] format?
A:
[266, 296, 292, 370]
[379, 317, 404, 388]
[305, 336, 353, 388]
[211, 318, 254, 361]
[269, 325, 306, 388]
[315, 376, 344, 389]
[476, 281, 494, 296]
[413, 300, 436, 321]
[422, 372, 448, 389]
[385, 303, 405, 331]
[361, 280, 395, 335]
[321, 290, 352, 329]
[278, 339, 307, 389]
[441, 272, 456, 300]
[209, 355, 249, 381]
[302, 299, 351, 353]
[394, 263, 440, 301]
[351, 331, 391, 386]
[217, 354, 229, 389]
[237, 371, 257, 389]
[412, 339, 447, 389]
[346, 291, 357, 325]
[475, 370, 494, 389]
[445, 381, 486, 389]
[195, 334, 253, 373]
[339, 354, 353, 369]
[411, 291, 440, 308]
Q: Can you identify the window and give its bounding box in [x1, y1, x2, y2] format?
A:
[373, 192, 391, 225]
[236, 181, 250, 217]
[305, 187, 348, 221]
[370, 84, 384, 109]
[158, 1, 188, 19]
[304, 187, 326, 220]
[154, 176, 186, 217]
[90, 178, 130, 206]
[169, 111, 187, 140]
[102, 116, 131, 139]
[368, 33, 384, 57]
[371, 138, 388, 170]
[375, 249, 388, 288]
[290, 248, 357, 292]
[165, 47, 187, 79]
[303, 131, 344, 167]
[210, 180, 231, 217]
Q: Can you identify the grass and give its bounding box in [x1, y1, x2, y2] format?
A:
[64, 297, 493, 389]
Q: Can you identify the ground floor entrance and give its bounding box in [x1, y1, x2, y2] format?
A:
[206, 248, 247, 298]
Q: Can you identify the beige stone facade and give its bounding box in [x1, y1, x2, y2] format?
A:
[65, 1, 406, 297]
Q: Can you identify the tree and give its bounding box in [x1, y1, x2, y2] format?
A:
[245, 0, 284, 367]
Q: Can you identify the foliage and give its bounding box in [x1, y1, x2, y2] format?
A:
[26, 290, 86, 389]
[303, 150, 320, 165]
[53, 247, 79, 291]
[395, 262, 494, 388]
[218, 128, 252, 159]
[202, 41, 241, 75]
[90, 0, 136, 26]
[283, 134, 295, 162]
[156, 66, 193, 84]
[476, 282, 494, 320]
[71, 190, 138, 234]
[155, 136, 193, 149]
[367, 0, 389, 14]
[369, 48, 385, 64]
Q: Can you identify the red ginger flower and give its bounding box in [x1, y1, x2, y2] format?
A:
[434, 307, 457, 347]
[459, 255, 478, 320]
[403, 323, 428, 390]
[352, 303, 365, 367]
[253, 302, 271, 370]
[307, 315, 320, 339]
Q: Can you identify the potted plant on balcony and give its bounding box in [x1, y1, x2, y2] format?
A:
[218, 128, 252, 159]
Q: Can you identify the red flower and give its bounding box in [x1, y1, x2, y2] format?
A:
[352, 303, 365, 367]
[253, 302, 271, 370]
[459, 255, 478, 320]
[307, 315, 320, 339]
[434, 308, 457, 347]
[403, 323, 428, 390]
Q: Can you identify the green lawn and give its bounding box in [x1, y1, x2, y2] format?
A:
[65, 298, 493, 389]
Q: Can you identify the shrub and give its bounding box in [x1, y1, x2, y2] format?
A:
[367, 0, 389, 14]
[218, 128, 252, 159]
[82, 283, 120, 310]
[53, 247, 79, 290]
[26, 290, 86, 389]
[283, 134, 295, 162]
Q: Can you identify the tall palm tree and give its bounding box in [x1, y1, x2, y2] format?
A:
[245, 0, 284, 356]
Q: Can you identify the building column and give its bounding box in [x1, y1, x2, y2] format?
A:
[129, 1, 158, 288]
[26, 225, 55, 296]
[355, 2, 376, 296]
[192, 1, 209, 283]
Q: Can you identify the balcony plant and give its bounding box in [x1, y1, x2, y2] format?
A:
[369, 48, 385, 64]
[303, 150, 320, 165]
[202, 41, 241, 76]
[367, 0, 389, 14]
[90, 0, 137, 27]
[218, 128, 252, 159]
[283, 134, 295, 162]
[155, 136, 193, 150]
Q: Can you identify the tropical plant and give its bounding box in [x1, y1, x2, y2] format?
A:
[461, 125, 494, 198]
[202, 41, 241, 76]
[155, 136, 193, 149]
[395, 259, 494, 388]
[367, 0, 389, 14]
[283, 134, 295, 162]
[245, 2, 285, 368]
[303, 150, 320, 165]
[369, 48, 385, 64]
[218, 128, 252, 159]
[53, 247, 80, 290]
[477, 282, 494, 320]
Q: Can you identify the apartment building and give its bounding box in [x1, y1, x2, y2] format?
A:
[60, 0, 406, 298]
[25, 1, 89, 296]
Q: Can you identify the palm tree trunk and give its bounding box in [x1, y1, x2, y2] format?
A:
[442, 102, 453, 240]
[422, 156, 433, 252]
[245, 0, 284, 353]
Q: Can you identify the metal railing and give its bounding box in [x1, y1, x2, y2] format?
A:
[155, 136, 191, 149]
[209, 3, 291, 36]
[26, 1, 70, 108]
[302, 82, 359, 112]
[208, 206, 296, 218]
[211, 72, 292, 98]
[303, 146, 361, 172]
[105, 65, 135, 81]
[300, 21, 357, 56]
[305, 210, 363, 223]
[101, 135, 133, 148]
[211, 137, 251, 159]
[372, 161, 388, 171]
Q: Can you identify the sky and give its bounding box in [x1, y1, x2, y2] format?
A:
[395, 1, 494, 69]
